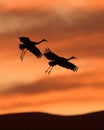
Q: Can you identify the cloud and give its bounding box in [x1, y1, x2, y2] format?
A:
[1, 7, 104, 35]
[1, 9, 104, 58]
[1, 69, 104, 95]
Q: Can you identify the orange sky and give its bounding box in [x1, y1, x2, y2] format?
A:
[0, 0, 104, 115]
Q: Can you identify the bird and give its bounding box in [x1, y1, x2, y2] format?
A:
[19, 36, 48, 60]
[44, 48, 78, 74]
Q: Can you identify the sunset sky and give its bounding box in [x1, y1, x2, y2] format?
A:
[0, 0, 104, 115]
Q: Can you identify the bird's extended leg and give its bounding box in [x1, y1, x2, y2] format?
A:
[20, 49, 25, 61]
[20, 49, 27, 61]
[45, 66, 51, 73]
[48, 66, 54, 74]
[45, 66, 53, 74]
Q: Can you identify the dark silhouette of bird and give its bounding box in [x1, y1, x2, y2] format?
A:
[44, 48, 78, 74]
[19, 36, 48, 60]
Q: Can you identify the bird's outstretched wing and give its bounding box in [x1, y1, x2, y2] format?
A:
[28, 45, 42, 58]
[44, 48, 60, 60]
[58, 60, 78, 72]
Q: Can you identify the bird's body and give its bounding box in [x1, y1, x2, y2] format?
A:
[49, 57, 77, 70]
[19, 37, 47, 60]
[44, 48, 78, 74]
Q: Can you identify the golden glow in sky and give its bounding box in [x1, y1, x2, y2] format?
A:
[0, 0, 104, 115]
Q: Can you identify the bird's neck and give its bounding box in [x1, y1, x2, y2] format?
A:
[38, 40, 44, 44]
[67, 57, 73, 60]
[34, 40, 44, 45]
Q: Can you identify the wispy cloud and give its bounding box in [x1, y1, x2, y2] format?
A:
[1, 68, 103, 95]
[0, 9, 104, 58]
[1, 6, 104, 35]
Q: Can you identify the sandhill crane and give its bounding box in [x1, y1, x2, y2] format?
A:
[44, 48, 78, 74]
[19, 37, 48, 60]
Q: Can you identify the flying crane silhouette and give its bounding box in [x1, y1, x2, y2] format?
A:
[44, 48, 78, 74]
[19, 37, 48, 60]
